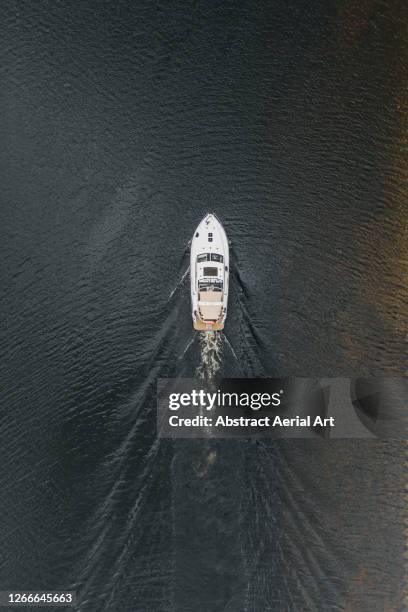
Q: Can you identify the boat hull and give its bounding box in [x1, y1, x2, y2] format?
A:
[190, 213, 229, 331]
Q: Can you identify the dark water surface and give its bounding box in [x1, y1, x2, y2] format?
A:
[1, 1, 407, 610]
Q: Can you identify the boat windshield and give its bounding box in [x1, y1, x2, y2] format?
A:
[197, 253, 224, 263]
[199, 280, 223, 292]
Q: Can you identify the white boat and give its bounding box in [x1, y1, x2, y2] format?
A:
[190, 213, 229, 331]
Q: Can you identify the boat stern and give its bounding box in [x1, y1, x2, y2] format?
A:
[193, 318, 225, 331]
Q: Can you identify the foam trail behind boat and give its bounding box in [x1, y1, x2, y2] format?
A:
[195, 331, 223, 380]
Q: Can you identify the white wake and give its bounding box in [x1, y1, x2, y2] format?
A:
[195, 331, 223, 380]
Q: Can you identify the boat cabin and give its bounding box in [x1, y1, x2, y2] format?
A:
[196, 253, 225, 323]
